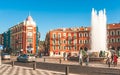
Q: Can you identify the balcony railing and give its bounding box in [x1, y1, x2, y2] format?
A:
[73, 36, 77, 39]
[51, 36, 60, 40]
[68, 37, 72, 40]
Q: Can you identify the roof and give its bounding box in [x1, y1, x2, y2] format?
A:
[49, 23, 120, 32]
[107, 23, 120, 29]
[26, 16, 33, 21]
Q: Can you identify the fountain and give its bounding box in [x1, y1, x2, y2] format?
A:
[89, 8, 107, 60]
[69, 8, 108, 62]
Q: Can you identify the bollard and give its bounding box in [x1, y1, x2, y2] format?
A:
[59, 58, 61, 64]
[12, 61, 14, 67]
[44, 58, 45, 62]
[33, 61, 36, 70]
[65, 66, 69, 75]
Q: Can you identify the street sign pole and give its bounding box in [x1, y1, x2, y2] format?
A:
[0, 45, 3, 65]
[0, 50, 1, 65]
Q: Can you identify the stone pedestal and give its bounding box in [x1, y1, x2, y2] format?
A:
[89, 52, 99, 58]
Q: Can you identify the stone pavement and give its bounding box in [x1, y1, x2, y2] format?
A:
[4, 56, 120, 75]
[0, 64, 79, 75]
[38, 57, 120, 69]
[10, 56, 120, 69]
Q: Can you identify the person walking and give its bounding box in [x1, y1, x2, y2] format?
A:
[65, 53, 68, 61]
[111, 54, 114, 64]
[63, 52, 65, 60]
[63, 52, 68, 61]
[113, 53, 118, 67]
[85, 52, 89, 66]
[106, 50, 111, 67]
[79, 49, 83, 66]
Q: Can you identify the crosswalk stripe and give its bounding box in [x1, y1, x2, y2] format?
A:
[2, 66, 12, 75]
[22, 68, 26, 75]
[40, 70, 51, 75]
[0, 65, 5, 70]
[25, 69, 32, 75]
[0, 65, 9, 74]
[36, 69, 43, 75]
[9, 66, 18, 75]
[46, 71, 54, 75]
[18, 67, 23, 75]
[42, 71, 52, 75]
[15, 67, 20, 75]
[31, 70, 38, 75]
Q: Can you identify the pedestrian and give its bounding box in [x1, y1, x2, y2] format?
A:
[65, 52, 68, 61]
[99, 51, 102, 57]
[63, 52, 66, 60]
[84, 51, 89, 66]
[103, 51, 105, 57]
[111, 54, 114, 64]
[63, 52, 67, 61]
[67, 53, 71, 60]
[106, 50, 111, 67]
[106, 51, 111, 64]
[79, 50, 83, 66]
[113, 53, 118, 67]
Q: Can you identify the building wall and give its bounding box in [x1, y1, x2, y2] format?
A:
[3, 31, 10, 49]
[46, 23, 120, 57]
[10, 22, 25, 54]
[0, 34, 3, 45]
[3, 15, 39, 54]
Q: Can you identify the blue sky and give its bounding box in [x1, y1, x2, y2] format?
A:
[0, 0, 120, 40]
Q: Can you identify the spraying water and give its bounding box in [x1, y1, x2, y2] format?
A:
[91, 8, 107, 52]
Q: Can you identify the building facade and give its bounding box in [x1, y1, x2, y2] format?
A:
[2, 15, 40, 54]
[45, 23, 120, 57]
[0, 34, 3, 45]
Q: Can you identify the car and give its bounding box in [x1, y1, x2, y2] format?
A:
[1, 53, 11, 60]
[17, 54, 36, 62]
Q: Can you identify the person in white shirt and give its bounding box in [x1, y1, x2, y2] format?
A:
[106, 50, 111, 67]
[79, 50, 83, 66]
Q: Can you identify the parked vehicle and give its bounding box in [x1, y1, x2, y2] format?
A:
[1, 53, 11, 60]
[17, 54, 35, 62]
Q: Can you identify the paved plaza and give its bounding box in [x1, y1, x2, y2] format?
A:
[36, 56, 120, 69]
[1, 56, 120, 75]
[0, 64, 79, 75]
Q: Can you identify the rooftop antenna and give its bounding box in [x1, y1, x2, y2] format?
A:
[29, 11, 31, 16]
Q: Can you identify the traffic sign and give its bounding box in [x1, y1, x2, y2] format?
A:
[0, 45, 3, 50]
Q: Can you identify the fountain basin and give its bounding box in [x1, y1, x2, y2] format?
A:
[89, 52, 99, 58]
[89, 57, 106, 62]
[88, 51, 107, 62]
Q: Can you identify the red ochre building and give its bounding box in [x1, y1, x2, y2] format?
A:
[45, 23, 120, 57]
[2, 15, 40, 54]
